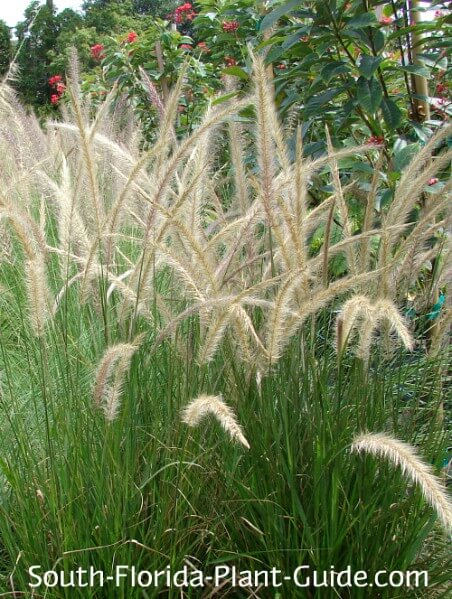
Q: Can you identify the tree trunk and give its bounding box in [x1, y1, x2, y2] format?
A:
[409, 0, 430, 122]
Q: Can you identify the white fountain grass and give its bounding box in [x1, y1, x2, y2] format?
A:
[351, 432, 452, 534]
[181, 394, 250, 449]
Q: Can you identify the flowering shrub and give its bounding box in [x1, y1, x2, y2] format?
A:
[90, 43, 105, 60]
[48, 74, 66, 106]
[48, 75, 62, 86]
[126, 31, 137, 43]
[368, 135, 385, 145]
[222, 20, 239, 33]
[172, 3, 196, 25]
[81, 18, 222, 141]
[79, 0, 451, 168]
[192, 0, 259, 72]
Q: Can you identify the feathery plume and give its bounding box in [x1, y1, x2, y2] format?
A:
[336, 295, 414, 359]
[25, 255, 51, 337]
[351, 432, 452, 534]
[181, 394, 250, 449]
[93, 336, 143, 421]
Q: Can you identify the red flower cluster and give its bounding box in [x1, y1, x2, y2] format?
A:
[49, 74, 66, 105]
[48, 74, 62, 86]
[379, 16, 393, 25]
[222, 20, 239, 33]
[173, 3, 196, 24]
[428, 177, 439, 186]
[436, 82, 447, 95]
[91, 43, 105, 60]
[126, 31, 137, 43]
[197, 41, 209, 52]
[368, 135, 385, 145]
[224, 56, 237, 67]
[180, 43, 192, 50]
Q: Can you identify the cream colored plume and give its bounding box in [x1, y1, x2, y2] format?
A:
[93, 336, 143, 422]
[25, 254, 52, 337]
[336, 295, 414, 359]
[351, 432, 452, 534]
[181, 394, 250, 449]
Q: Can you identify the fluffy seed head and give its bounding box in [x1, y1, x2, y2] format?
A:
[351, 432, 452, 534]
[93, 336, 143, 421]
[181, 394, 250, 449]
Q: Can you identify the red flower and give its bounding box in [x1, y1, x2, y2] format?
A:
[56, 82, 66, 95]
[91, 44, 105, 60]
[50, 94, 60, 105]
[197, 41, 209, 52]
[368, 135, 385, 145]
[300, 35, 310, 42]
[435, 10, 443, 18]
[277, 63, 286, 70]
[126, 31, 137, 43]
[224, 56, 237, 67]
[379, 16, 393, 25]
[436, 82, 447, 94]
[222, 20, 239, 33]
[48, 74, 62, 86]
[173, 3, 196, 24]
[428, 177, 439, 186]
[180, 44, 192, 50]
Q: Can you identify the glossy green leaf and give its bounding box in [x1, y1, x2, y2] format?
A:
[304, 87, 343, 116]
[358, 55, 383, 79]
[221, 66, 249, 80]
[260, 0, 301, 32]
[320, 61, 350, 83]
[381, 97, 403, 129]
[345, 13, 377, 29]
[357, 77, 383, 113]
[397, 64, 431, 78]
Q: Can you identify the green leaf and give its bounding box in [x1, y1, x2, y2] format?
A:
[320, 61, 350, 84]
[221, 66, 249, 80]
[266, 45, 286, 62]
[357, 77, 383, 114]
[345, 13, 377, 29]
[304, 88, 343, 116]
[212, 91, 239, 106]
[414, 52, 448, 70]
[393, 143, 419, 172]
[411, 122, 431, 143]
[260, 0, 301, 32]
[358, 55, 383, 79]
[282, 32, 307, 50]
[381, 97, 403, 129]
[344, 27, 385, 52]
[396, 64, 431, 78]
[372, 29, 386, 52]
